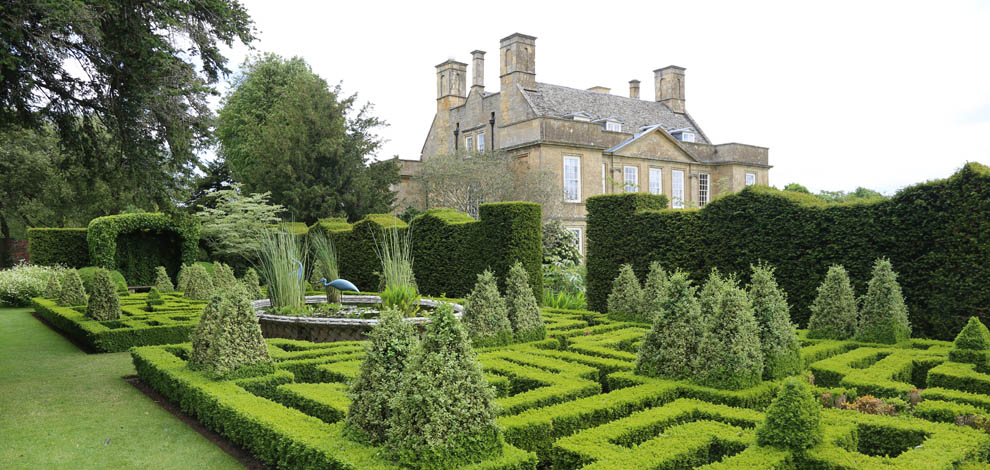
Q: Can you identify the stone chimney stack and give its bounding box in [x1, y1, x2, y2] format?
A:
[654, 65, 686, 113]
[499, 33, 537, 89]
[471, 50, 485, 93]
[629, 79, 640, 99]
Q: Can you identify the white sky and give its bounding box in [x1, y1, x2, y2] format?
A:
[217, 0, 990, 194]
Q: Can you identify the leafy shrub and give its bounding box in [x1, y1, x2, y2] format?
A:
[386, 303, 502, 469]
[756, 377, 824, 451]
[635, 271, 703, 379]
[0, 262, 67, 307]
[57, 269, 87, 306]
[640, 261, 669, 322]
[806, 265, 858, 340]
[694, 275, 764, 389]
[189, 284, 273, 379]
[542, 259, 585, 297]
[748, 263, 802, 380]
[182, 263, 214, 301]
[505, 262, 545, 343]
[346, 308, 418, 443]
[542, 220, 581, 265]
[856, 258, 911, 344]
[606, 264, 644, 322]
[463, 270, 513, 347]
[212, 261, 237, 290]
[85, 268, 120, 321]
[77, 266, 128, 295]
[542, 289, 586, 310]
[153, 266, 174, 292]
[839, 395, 897, 416]
[380, 284, 421, 317]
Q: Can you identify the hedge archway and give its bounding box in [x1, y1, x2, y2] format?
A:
[87, 213, 199, 285]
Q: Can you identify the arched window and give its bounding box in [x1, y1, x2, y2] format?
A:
[505, 49, 511, 69]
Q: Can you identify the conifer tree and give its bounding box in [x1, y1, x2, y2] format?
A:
[641, 261, 669, 322]
[57, 269, 87, 306]
[505, 262, 545, 343]
[86, 268, 120, 321]
[212, 261, 238, 290]
[756, 377, 824, 451]
[806, 265, 858, 340]
[607, 264, 644, 322]
[748, 263, 802, 380]
[346, 307, 418, 443]
[183, 264, 214, 300]
[856, 258, 911, 344]
[386, 303, 502, 469]
[694, 279, 764, 389]
[635, 271, 704, 379]
[463, 270, 513, 347]
[43, 273, 61, 299]
[154, 266, 174, 292]
[189, 284, 272, 378]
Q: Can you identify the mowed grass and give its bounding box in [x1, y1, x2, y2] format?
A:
[0, 307, 244, 470]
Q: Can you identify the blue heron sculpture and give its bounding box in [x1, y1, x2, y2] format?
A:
[317, 278, 360, 293]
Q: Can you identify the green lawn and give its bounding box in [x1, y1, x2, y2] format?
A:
[0, 307, 244, 469]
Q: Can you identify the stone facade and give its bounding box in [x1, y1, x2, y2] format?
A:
[398, 33, 771, 254]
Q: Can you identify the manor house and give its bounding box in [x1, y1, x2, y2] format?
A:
[398, 33, 770, 253]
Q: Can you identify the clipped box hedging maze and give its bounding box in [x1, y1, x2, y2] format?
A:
[131, 305, 990, 469]
[586, 163, 990, 340]
[27, 228, 91, 268]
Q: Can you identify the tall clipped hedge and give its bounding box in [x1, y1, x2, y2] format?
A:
[586, 163, 990, 340]
[309, 202, 542, 299]
[27, 228, 90, 268]
[87, 213, 199, 285]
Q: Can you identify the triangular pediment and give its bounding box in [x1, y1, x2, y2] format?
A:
[606, 127, 698, 163]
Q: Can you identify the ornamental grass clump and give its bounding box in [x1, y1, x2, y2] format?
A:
[309, 232, 340, 300]
[386, 303, 502, 469]
[346, 307, 418, 444]
[255, 228, 305, 311]
[640, 261, 669, 322]
[748, 263, 802, 380]
[505, 262, 545, 343]
[806, 265, 858, 340]
[464, 270, 513, 347]
[694, 275, 764, 389]
[85, 268, 120, 321]
[856, 258, 911, 344]
[212, 262, 238, 290]
[756, 377, 824, 452]
[240, 267, 263, 298]
[373, 226, 418, 314]
[182, 263, 214, 301]
[153, 266, 174, 293]
[635, 270, 704, 379]
[189, 284, 273, 379]
[948, 317, 990, 368]
[607, 264, 644, 322]
[57, 269, 87, 306]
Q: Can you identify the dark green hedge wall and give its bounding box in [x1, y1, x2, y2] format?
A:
[88, 213, 199, 285]
[309, 202, 543, 299]
[586, 163, 990, 340]
[27, 228, 90, 268]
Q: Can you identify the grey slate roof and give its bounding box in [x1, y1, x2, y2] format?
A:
[521, 83, 710, 144]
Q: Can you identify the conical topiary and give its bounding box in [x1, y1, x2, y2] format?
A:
[698, 268, 732, 323]
[635, 270, 704, 379]
[212, 261, 238, 290]
[756, 377, 824, 451]
[948, 317, 990, 367]
[57, 269, 87, 306]
[386, 303, 502, 469]
[146, 287, 164, 310]
[176, 264, 191, 293]
[505, 261, 545, 343]
[748, 263, 802, 380]
[806, 265, 858, 340]
[463, 270, 513, 347]
[607, 264, 644, 322]
[154, 266, 174, 293]
[856, 258, 911, 344]
[240, 267, 263, 298]
[694, 278, 764, 389]
[43, 272, 61, 299]
[346, 307, 419, 444]
[640, 261, 669, 323]
[183, 263, 214, 300]
[189, 284, 273, 378]
[85, 268, 120, 321]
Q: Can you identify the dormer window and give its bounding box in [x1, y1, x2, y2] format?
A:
[605, 121, 622, 132]
[670, 129, 696, 142]
[564, 111, 592, 122]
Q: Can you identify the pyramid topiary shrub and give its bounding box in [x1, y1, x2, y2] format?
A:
[240, 267, 263, 299]
[698, 268, 732, 323]
[212, 261, 238, 290]
[57, 270, 87, 306]
[146, 287, 164, 310]
[756, 377, 824, 451]
[640, 261, 669, 322]
[183, 263, 214, 300]
[189, 284, 273, 379]
[346, 307, 418, 444]
[505, 261, 545, 343]
[463, 270, 513, 347]
[386, 303, 502, 469]
[693, 277, 764, 389]
[175, 264, 191, 292]
[43, 272, 61, 299]
[856, 258, 911, 344]
[607, 264, 644, 322]
[748, 263, 802, 380]
[806, 265, 858, 340]
[154, 266, 174, 293]
[635, 270, 704, 379]
[948, 317, 990, 367]
[85, 268, 120, 321]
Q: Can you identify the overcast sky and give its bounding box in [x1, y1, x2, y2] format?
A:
[217, 0, 990, 194]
